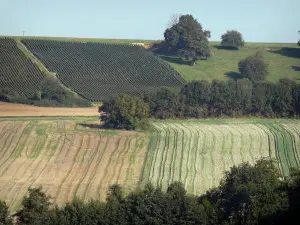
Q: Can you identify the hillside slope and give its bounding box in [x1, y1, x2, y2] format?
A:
[22, 39, 186, 101]
[156, 42, 300, 82]
[0, 38, 46, 98]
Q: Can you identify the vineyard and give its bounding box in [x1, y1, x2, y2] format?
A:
[141, 120, 300, 195]
[22, 39, 186, 101]
[0, 118, 148, 211]
[0, 38, 46, 97]
[1, 118, 300, 211]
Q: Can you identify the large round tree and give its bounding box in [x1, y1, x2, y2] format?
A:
[164, 14, 211, 65]
[221, 30, 244, 49]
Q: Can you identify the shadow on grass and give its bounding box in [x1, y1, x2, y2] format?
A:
[157, 55, 191, 65]
[213, 45, 239, 50]
[270, 47, 300, 59]
[78, 123, 104, 129]
[225, 71, 244, 80]
[291, 66, 300, 71]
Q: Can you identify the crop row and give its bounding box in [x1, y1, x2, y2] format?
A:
[0, 38, 46, 97]
[22, 39, 186, 101]
[0, 120, 147, 211]
[141, 122, 275, 195]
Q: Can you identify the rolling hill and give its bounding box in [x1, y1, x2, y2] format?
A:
[22, 39, 185, 101]
[155, 42, 300, 82]
[1, 36, 299, 103]
[0, 118, 299, 211]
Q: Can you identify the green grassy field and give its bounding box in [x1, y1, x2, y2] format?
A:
[141, 119, 300, 195]
[157, 42, 300, 82]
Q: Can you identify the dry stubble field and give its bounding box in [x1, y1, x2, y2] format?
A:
[0, 118, 147, 211]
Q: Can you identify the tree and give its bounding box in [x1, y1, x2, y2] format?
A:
[238, 51, 268, 82]
[217, 159, 288, 224]
[100, 94, 150, 130]
[164, 14, 211, 65]
[16, 187, 52, 225]
[298, 30, 300, 46]
[221, 30, 244, 49]
[144, 87, 181, 119]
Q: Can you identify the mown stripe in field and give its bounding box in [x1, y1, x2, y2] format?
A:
[159, 123, 171, 188]
[284, 124, 300, 164]
[81, 135, 108, 201]
[169, 124, 178, 186]
[160, 125, 176, 189]
[53, 134, 84, 204]
[117, 136, 137, 192]
[65, 135, 92, 202]
[263, 123, 291, 176]
[148, 123, 166, 186]
[282, 124, 300, 168]
[73, 134, 102, 199]
[139, 126, 159, 187]
[104, 136, 130, 191]
[7, 125, 54, 211]
[179, 123, 194, 191]
[97, 136, 122, 200]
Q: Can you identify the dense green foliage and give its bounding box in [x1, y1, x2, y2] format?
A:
[204, 160, 288, 224]
[36, 76, 91, 107]
[0, 200, 12, 225]
[238, 51, 268, 81]
[164, 14, 211, 64]
[4, 159, 299, 224]
[0, 77, 91, 107]
[22, 39, 186, 101]
[16, 187, 52, 225]
[221, 30, 244, 49]
[100, 94, 150, 130]
[144, 78, 300, 118]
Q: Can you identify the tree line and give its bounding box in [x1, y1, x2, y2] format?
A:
[100, 77, 300, 129]
[0, 159, 299, 224]
[145, 77, 300, 119]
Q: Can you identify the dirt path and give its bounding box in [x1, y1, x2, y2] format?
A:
[0, 102, 99, 117]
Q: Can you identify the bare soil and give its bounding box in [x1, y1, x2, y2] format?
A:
[0, 102, 99, 117]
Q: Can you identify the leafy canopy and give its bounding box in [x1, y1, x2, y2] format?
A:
[16, 187, 52, 225]
[221, 30, 244, 49]
[100, 94, 150, 130]
[164, 14, 211, 64]
[238, 51, 268, 82]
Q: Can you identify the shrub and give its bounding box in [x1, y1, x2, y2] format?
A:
[238, 51, 268, 81]
[221, 30, 244, 49]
